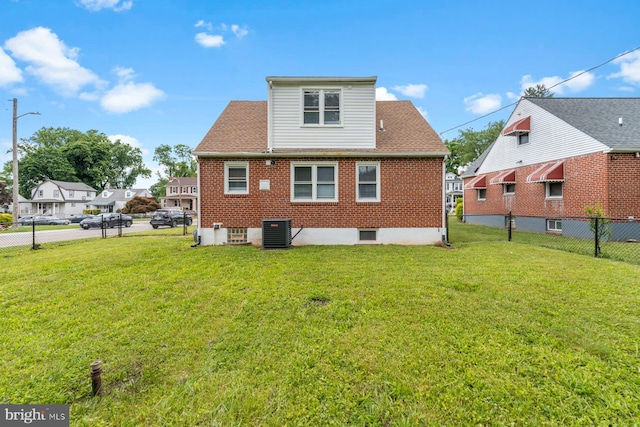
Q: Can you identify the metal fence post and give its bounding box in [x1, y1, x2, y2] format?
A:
[32, 221, 36, 250]
[594, 216, 599, 257]
[508, 211, 512, 242]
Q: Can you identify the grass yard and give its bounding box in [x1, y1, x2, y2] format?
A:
[1, 223, 639, 425]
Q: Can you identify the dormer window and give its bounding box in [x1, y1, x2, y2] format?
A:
[125, 191, 132, 198]
[303, 89, 341, 125]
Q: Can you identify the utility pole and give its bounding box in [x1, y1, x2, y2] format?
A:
[11, 98, 40, 230]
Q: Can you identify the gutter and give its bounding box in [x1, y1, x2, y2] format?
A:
[194, 151, 451, 159]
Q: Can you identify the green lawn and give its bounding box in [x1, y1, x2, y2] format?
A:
[1, 223, 639, 426]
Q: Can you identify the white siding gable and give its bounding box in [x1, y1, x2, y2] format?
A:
[269, 79, 376, 150]
[478, 99, 610, 174]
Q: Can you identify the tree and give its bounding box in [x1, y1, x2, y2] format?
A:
[523, 84, 554, 98]
[0, 180, 11, 208]
[1, 127, 152, 197]
[151, 144, 197, 199]
[121, 196, 161, 214]
[444, 120, 505, 174]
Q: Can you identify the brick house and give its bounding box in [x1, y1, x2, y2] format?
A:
[462, 97, 640, 236]
[193, 76, 449, 246]
[161, 177, 197, 212]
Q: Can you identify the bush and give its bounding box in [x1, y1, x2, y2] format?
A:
[121, 196, 161, 214]
[0, 213, 12, 224]
[84, 209, 101, 215]
[455, 198, 464, 221]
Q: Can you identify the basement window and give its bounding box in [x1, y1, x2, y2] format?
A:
[547, 219, 562, 232]
[227, 228, 247, 244]
[359, 229, 377, 242]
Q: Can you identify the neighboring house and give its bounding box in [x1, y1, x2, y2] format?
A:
[445, 172, 463, 212]
[90, 188, 152, 213]
[462, 97, 640, 237]
[161, 177, 197, 212]
[193, 75, 449, 246]
[18, 195, 33, 216]
[30, 180, 97, 217]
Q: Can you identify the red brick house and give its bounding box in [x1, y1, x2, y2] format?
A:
[462, 97, 640, 237]
[193, 76, 449, 246]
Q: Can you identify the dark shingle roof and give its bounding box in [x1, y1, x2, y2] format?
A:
[527, 97, 640, 151]
[194, 100, 448, 156]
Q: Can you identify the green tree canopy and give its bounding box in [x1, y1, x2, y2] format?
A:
[151, 144, 196, 199]
[2, 127, 151, 198]
[444, 120, 504, 174]
[523, 84, 554, 98]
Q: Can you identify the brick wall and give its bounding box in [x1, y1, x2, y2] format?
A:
[609, 153, 640, 218]
[464, 152, 619, 217]
[199, 157, 443, 229]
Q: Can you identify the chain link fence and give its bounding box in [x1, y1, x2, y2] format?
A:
[462, 213, 640, 266]
[0, 212, 195, 256]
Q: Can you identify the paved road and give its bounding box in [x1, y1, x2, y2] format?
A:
[0, 221, 194, 248]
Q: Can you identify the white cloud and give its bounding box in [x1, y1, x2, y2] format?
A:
[108, 134, 149, 155]
[392, 83, 428, 99]
[113, 66, 135, 81]
[4, 27, 102, 97]
[0, 47, 23, 86]
[464, 93, 502, 114]
[609, 50, 640, 86]
[195, 20, 213, 31]
[505, 91, 518, 100]
[375, 87, 398, 101]
[415, 106, 428, 119]
[231, 24, 249, 38]
[195, 32, 225, 48]
[520, 70, 595, 95]
[77, 0, 133, 12]
[100, 81, 165, 114]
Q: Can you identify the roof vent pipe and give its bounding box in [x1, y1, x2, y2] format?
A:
[619, 117, 623, 126]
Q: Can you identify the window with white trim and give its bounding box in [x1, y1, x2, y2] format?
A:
[546, 182, 563, 198]
[53, 190, 60, 197]
[518, 133, 529, 145]
[69, 190, 74, 197]
[292, 163, 337, 201]
[477, 189, 486, 200]
[547, 219, 562, 232]
[302, 89, 341, 125]
[225, 162, 249, 194]
[503, 183, 515, 195]
[357, 162, 380, 201]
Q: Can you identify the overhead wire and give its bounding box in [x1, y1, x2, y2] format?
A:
[438, 45, 640, 136]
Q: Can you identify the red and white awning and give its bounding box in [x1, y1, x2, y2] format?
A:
[526, 161, 565, 183]
[502, 116, 530, 136]
[490, 170, 516, 185]
[464, 175, 487, 189]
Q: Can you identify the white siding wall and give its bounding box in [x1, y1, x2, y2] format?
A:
[270, 83, 376, 149]
[478, 99, 610, 174]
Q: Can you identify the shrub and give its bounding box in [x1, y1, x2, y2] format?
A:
[84, 209, 101, 215]
[0, 213, 12, 224]
[455, 198, 464, 221]
[585, 202, 611, 255]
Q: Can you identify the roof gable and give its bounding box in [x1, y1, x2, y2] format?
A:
[194, 100, 447, 156]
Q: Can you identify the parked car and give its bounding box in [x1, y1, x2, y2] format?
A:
[150, 209, 193, 228]
[18, 215, 70, 225]
[79, 213, 133, 229]
[70, 214, 94, 223]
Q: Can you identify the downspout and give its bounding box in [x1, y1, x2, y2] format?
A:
[267, 80, 274, 153]
[441, 157, 450, 246]
[192, 160, 201, 247]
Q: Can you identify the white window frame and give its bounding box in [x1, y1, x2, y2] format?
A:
[301, 88, 342, 126]
[69, 190, 74, 197]
[356, 162, 380, 202]
[125, 191, 132, 198]
[291, 162, 338, 202]
[545, 182, 563, 199]
[546, 219, 562, 232]
[477, 188, 486, 201]
[503, 183, 515, 195]
[225, 162, 249, 194]
[53, 190, 60, 198]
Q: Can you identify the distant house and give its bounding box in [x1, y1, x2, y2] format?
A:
[462, 97, 640, 236]
[30, 180, 97, 217]
[90, 188, 152, 213]
[161, 177, 197, 212]
[445, 172, 463, 211]
[193, 75, 449, 246]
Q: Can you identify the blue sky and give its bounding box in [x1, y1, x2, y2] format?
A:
[2, 0, 640, 189]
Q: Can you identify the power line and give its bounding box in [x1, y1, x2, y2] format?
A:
[438, 45, 640, 136]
